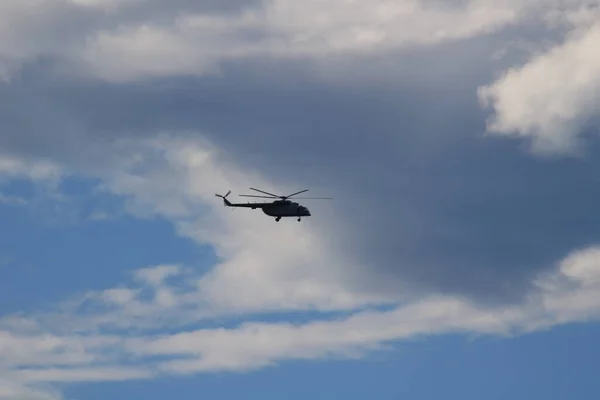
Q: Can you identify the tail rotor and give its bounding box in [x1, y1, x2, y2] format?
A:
[215, 190, 232, 206]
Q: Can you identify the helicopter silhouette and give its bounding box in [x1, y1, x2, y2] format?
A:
[215, 187, 332, 221]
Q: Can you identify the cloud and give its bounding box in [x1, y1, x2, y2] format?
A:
[4, 1, 600, 398]
[0, 154, 61, 181]
[0, 0, 262, 79]
[0, 378, 61, 400]
[478, 12, 600, 155]
[5, 43, 600, 305]
[5, 0, 592, 303]
[4, 242, 600, 398]
[0, 193, 27, 206]
[15, 367, 153, 383]
[2, 95, 600, 398]
[0, 132, 388, 350]
[98, 136, 393, 319]
[80, 0, 521, 81]
[98, 135, 389, 312]
[134, 264, 183, 287]
[0, 0, 555, 82]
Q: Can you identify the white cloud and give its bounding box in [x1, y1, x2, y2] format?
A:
[0, 154, 62, 181]
[15, 367, 153, 383]
[100, 287, 140, 305]
[75, 0, 529, 81]
[3, 242, 600, 398]
[0, 193, 28, 206]
[98, 245, 600, 374]
[265, 0, 520, 50]
[0, 133, 389, 341]
[0, 0, 573, 82]
[4, 128, 600, 397]
[0, 331, 119, 368]
[4, 2, 600, 399]
[2, 0, 598, 155]
[478, 16, 600, 155]
[0, 378, 61, 400]
[134, 264, 182, 287]
[93, 134, 390, 316]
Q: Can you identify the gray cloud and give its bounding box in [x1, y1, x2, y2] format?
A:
[4, 3, 600, 400]
[5, 31, 600, 307]
[124, 0, 265, 16]
[3, 3, 600, 306]
[0, 0, 264, 80]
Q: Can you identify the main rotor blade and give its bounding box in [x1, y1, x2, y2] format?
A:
[239, 194, 276, 198]
[283, 189, 309, 198]
[249, 187, 280, 197]
[287, 197, 333, 199]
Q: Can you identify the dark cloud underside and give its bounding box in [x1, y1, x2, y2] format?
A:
[4, 33, 600, 305]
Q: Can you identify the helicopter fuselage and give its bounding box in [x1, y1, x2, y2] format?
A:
[260, 200, 311, 217]
[222, 198, 310, 218]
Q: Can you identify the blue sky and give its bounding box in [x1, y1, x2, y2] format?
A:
[2, 0, 600, 399]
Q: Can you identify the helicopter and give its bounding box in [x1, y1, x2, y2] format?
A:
[215, 187, 332, 221]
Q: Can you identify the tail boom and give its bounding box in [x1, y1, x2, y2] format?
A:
[215, 190, 264, 208]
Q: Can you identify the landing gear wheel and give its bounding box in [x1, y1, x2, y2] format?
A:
[275, 217, 281, 222]
[297, 217, 301, 222]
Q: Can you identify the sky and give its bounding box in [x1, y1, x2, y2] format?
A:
[2, 0, 600, 399]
